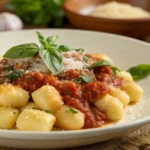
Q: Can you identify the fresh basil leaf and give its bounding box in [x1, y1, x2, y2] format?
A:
[65, 108, 78, 114]
[111, 66, 120, 76]
[36, 31, 50, 49]
[83, 56, 88, 63]
[75, 48, 84, 53]
[89, 60, 112, 70]
[3, 43, 39, 59]
[47, 36, 58, 46]
[74, 75, 94, 83]
[4, 70, 25, 82]
[37, 32, 63, 75]
[39, 48, 62, 75]
[58, 45, 71, 52]
[127, 64, 150, 80]
[44, 110, 52, 114]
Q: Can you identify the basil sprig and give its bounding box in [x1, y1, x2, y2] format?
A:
[74, 75, 94, 83]
[37, 32, 63, 75]
[3, 32, 65, 75]
[3, 43, 40, 58]
[127, 64, 150, 80]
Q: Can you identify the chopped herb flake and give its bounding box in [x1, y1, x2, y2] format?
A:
[74, 75, 94, 83]
[32, 107, 38, 110]
[83, 56, 88, 63]
[4, 70, 25, 82]
[65, 108, 78, 114]
[44, 110, 52, 114]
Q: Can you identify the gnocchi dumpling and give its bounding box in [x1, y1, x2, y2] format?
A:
[16, 109, 56, 131]
[90, 54, 113, 63]
[55, 105, 84, 130]
[0, 106, 19, 129]
[117, 71, 133, 82]
[0, 55, 3, 61]
[0, 84, 29, 108]
[20, 102, 39, 112]
[94, 94, 124, 121]
[122, 82, 143, 103]
[109, 86, 130, 108]
[32, 85, 64, 114]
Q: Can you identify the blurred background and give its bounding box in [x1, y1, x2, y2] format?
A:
[0, 0, 150, 42]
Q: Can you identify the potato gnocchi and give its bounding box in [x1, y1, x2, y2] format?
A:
[0, 32, 144, 131]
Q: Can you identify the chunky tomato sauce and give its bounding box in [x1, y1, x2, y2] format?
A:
[0, 57, 123, 129]
[12, 67, 122, 129]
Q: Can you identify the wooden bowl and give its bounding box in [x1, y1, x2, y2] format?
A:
[0, 0, 10, 12]
[63, 0, 150, 37]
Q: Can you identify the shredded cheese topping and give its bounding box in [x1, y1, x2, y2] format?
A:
[91, 2, 150, 19]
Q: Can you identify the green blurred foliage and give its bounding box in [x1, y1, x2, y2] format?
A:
[7, 0, 66, 27]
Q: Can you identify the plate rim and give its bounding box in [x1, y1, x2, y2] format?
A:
[0, 116, 149, 140]
[1, 29, 150, 46]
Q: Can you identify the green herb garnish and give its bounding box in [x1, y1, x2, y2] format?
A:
[83, 56, 88, 63]
[4, 43, 40, 59]
[89, 60, 112, 70]
[3, 32, 85, 75]
[75, 48, 84, 53]
[74, 75, 94, 83]
[44, 110, 52, 114]
[3, 32, 63, 75]
[4, 70, 25, 82]
[58, 45, 71, 52]
[111, 65, 120, 76]
[65, 108, 78, 114]
[89, 60, 120, 76]
[32, 107, 38, 110]
[47, 36, 58, 46]
[127, 64, 150, 80]
[37, 31, 63, 75]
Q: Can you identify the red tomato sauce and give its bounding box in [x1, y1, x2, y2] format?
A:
[0, 60, 123, 129]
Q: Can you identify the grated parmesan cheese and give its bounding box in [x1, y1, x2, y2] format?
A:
[91, 1, 150, 19]
[62, 50, 85, 72]
[63, 57, 84, 71]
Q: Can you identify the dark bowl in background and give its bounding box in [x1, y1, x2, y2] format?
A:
[0, 0, 10, 12]
[63, 0, 150, 38]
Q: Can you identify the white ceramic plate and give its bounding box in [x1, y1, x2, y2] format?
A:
[0, 29, 150, 149]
